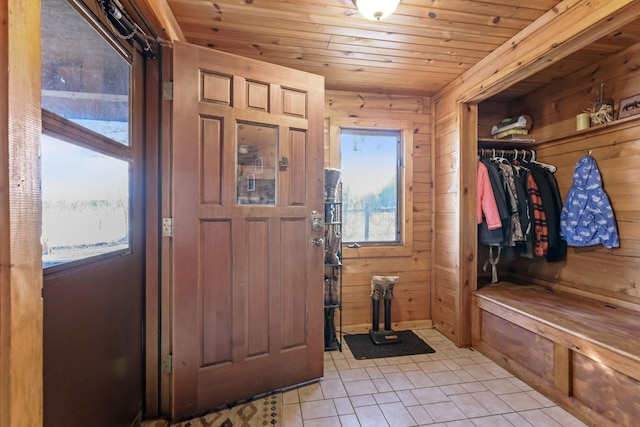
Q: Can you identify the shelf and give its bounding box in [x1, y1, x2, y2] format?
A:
[534, 114, 640, 146]
[479, 115, 640, 148]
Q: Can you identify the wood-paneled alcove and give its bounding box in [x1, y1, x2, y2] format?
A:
[475, 60, 640, 302]
[432, 0, 640, 347]
[433, 1, 640, 424]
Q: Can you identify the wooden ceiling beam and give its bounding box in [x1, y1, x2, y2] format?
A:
[443, 0, 640, 103]
[137, 0, 185, 42]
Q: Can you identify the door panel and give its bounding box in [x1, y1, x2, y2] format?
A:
[171, 42, 324, 417]
[288, 129, 308, 205]
[201, 220, 232, 366]
[281, 218, 311, 347]
[245, 219, 270, 356]
[43, 255, 144, 426]
[200, 117, 223, 205]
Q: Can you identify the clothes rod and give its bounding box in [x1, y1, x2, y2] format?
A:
[478, 148, 536, 161]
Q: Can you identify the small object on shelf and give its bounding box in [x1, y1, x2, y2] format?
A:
[325, 227, 341, 265]
[498, 136, 536, 143]
[617, 93, 640, 119]
[490, 115, 532, 136]
[492, 128, 529, 139]
[590, 83, 613, 125]
[576, 112, 591, 131]
[590, 104, 613, 125]
[324, 167, 342, 202]
[324, 167, 342, 222]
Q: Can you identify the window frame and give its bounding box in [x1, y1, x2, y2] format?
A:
[329, 117, 414, 259]
[40, 123, 133, 271]
[41, 0, 135, 273]
[339, 127, 402, 244]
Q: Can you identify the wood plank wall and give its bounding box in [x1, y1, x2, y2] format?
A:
[495, 40, 640, 306]
[432, 96, 463, 344]
[324, 90, 432, 330]
[0, 0, 43, 425]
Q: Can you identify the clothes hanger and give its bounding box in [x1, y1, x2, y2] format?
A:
[490, 148, 510, 163]
[514, 149, 524, 165]
[516, 149, 524, 161]
[509, 149, 518, 164]
[528, 149, 557, 173]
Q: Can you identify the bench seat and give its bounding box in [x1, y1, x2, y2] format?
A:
[472, 282, 640, 427]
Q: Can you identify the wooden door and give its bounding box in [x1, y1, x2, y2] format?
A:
[41, 1, 146, 424]
[171, 42, 325, 417]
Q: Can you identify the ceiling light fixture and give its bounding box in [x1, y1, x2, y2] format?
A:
[353, 0, 400, 21]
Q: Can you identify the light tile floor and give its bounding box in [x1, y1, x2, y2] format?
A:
[281, 328, 588, 427]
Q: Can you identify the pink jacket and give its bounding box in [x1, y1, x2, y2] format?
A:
[478, 161, 502, 230]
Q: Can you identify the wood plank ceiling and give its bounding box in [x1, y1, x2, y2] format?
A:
[161, 0, 640, 100]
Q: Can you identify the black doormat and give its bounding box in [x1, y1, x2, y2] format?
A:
[343, 330, 435, 360]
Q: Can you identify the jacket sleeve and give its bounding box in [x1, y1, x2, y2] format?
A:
[478, 161, 502, 230]
[588, 189, 620, 249]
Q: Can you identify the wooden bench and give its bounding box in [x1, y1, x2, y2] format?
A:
[472, 282, 640, 427]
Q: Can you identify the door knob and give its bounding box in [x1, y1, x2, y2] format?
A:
[312, 237, 324, 247]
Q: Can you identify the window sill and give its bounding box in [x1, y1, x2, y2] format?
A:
[342, 243, 413, 259]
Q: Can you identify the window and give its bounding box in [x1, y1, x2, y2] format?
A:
[41, 0, 133, 268]
[41, 0, 130, 145]
[236, 122, 278, 205]
[340, 128, 400, 243]
[330, 118, 414, 258]
[41, 133, 130, 268]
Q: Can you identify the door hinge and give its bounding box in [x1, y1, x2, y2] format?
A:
[161, 354, 172, 374]
[162, 217, 173, 237]
[163, 81, 174, 101]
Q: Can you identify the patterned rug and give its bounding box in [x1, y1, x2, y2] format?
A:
[172, 393, 281, 427]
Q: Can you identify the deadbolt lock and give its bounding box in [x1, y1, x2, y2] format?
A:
[311, 210, 323, 231]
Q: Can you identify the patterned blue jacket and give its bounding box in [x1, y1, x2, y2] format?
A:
[560, 155, 619, 248]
